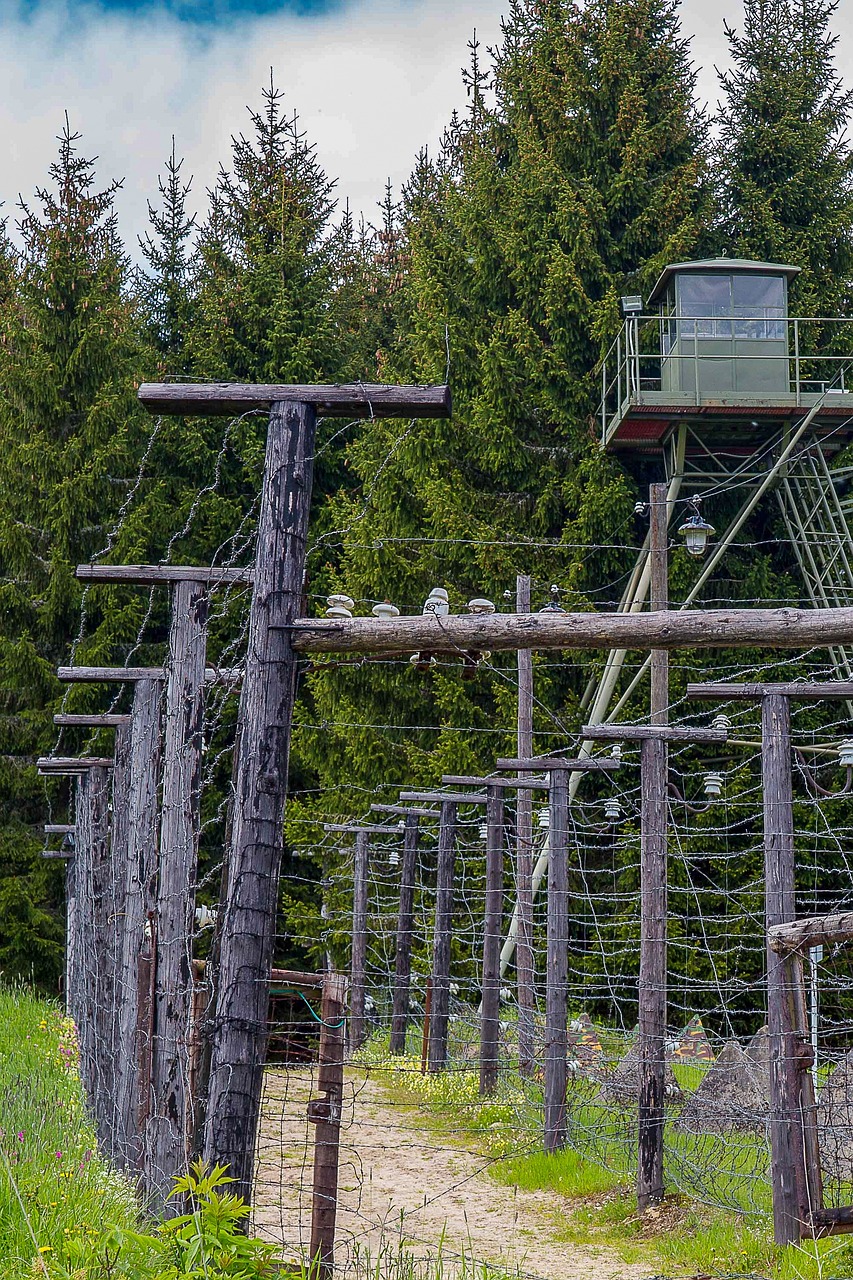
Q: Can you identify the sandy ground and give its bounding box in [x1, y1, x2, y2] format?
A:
[251, 1068, 656, 1279]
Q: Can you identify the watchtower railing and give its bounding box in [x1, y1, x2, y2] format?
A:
[598, 316, 853, 447]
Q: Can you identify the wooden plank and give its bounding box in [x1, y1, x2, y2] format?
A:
[428, 800, 458, 1071]
[763, 692, 807, 1246]
[57, 665, 239, 685]
[495, 757, 619, 772]
[139, 381, 451, 419]
[38, 757, 114, 773]
[54, 714, 131, 727]
[479, 785, 504, 1096]
[203, 400, 316, 1201]
[770, 912, 853, 952]
[688, 681, 853, 701]
[371, 803, 438, 818]
[349, 831, 370, 1053]
[76, 563, 253, 585]
[269, 968, 326, 990]
[308, 972, 348, 1280]
[104, 722, 132, 1166]
[581, 725, 727, 743]
[289, 606, 853, 655]
[149, 578, 209, 1211]
[42, 850, 72, 859]
[323, 822, 402, 835]
[45, 824, 75, 834]
[441, 774, 550, 790]
[397, 789, 489, 806]
[115, 678, 163, 1180]
[544, 766, 569, 1152]
[390, 814, 420, 1055]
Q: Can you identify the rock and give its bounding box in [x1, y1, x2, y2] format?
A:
[594, 1044, 683, 1105]
[676, 1038, 770, 1134]
[669, 1015, 715, 1064]
[818, 1049, 853, 1180]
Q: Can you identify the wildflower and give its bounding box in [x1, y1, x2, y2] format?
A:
[55, 1151, 62, 1159]
[17, 1131, 24, 1141]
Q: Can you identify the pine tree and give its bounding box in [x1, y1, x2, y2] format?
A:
[0, 120, 151, 986]
[716, 0, 853, 316]
[138, 138, 197, 369]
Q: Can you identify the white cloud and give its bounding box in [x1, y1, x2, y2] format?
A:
[0, 0, 850, 256]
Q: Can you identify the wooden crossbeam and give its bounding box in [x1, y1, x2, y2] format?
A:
[495, 756, 618, 771]
[688, 681, 853, 701]
[42, 850, 72, 860]
[287, 606, 853, 655]
[370, 803, 438, 818]
[399, 790, 489, 805]
[441, 773, 551, 790]
[45, 824, 75, 834]
[38, 757, 114, 774]
[58, 666, 239, 684]
[323, 822, 403, 835]
[769, 913, 853, 953]
[581, 725, 728, 743]
[138, 382, 451, 419]
[53, 714, 131, 727]
[76, 564, 254, 586]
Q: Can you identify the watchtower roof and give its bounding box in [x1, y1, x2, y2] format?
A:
[648, 258, 801, 307]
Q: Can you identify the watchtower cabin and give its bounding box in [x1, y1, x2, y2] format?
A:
[593, 256, 853, 686]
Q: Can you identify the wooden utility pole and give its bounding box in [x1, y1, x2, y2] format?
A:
[307, 970, 347, 1280]
[515, 574, 536, 1076]
[480, 784, 505, 1095]
[686, 678, 853, 1245]
[430, 798, 458, 1072]
[582, 722, 726, 1209]
[389, 812, 421, 1055]
[136, 383, 450, 1199]
[496, 755, 620, 1151]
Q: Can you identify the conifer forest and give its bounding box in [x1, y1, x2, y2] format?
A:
[9, 0, 853, 1271]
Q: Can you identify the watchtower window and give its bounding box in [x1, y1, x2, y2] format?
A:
[678, 273, 785, 340]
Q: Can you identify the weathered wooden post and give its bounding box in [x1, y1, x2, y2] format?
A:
[371, 804, 434, 1055]
[38, 756, 113, 1134]
[581, 722, 726, 1206]
[685, 678, 853, 1244]
[429, 798, 458, 1072]
[308, 970, 347, 1280]
[496, 754, 620, 1152]
[480, 783, 505, 1095]
[138, 381, 451, 1199]
[515, 574, 536, 1076]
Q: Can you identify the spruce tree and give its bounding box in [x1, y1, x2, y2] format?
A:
[716, 0, 853, 316]
[138, 139, 196, 369]
[0, 121, 151, 986]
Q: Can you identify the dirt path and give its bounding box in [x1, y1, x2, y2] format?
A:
[252, 1068, 656, 1279]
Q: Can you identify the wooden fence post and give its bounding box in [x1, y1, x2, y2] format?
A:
[150, 577, 210, 1208]
[204, 400, 318, 1200]
[515, 574, 536, 1077]
[429, 799, 458, 1072]
[114, 679, 164, 1176]
[480, 784, 505, 1095]
[390, 813, 420, 1054]
[762, 691, 807, 1246]
[544, 765, 569, 1151]
[638, 733, 667, 1209]
[309, 971, 347, 1280]
[349, 830, 369, 1054]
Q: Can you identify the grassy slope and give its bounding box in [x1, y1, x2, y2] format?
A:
[361, 1041, 853, 1280]
[0, 986, 144, 1276]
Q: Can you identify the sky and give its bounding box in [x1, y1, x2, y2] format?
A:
[0, 0, 851, 253]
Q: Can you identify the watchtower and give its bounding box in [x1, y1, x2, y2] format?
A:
[584, 256, 853, 723]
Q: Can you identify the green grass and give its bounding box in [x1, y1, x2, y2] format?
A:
[0, 984, 144, 1277]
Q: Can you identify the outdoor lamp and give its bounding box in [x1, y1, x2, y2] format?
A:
[678, 497, 715, 558]
[619, 295, 643, 317]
